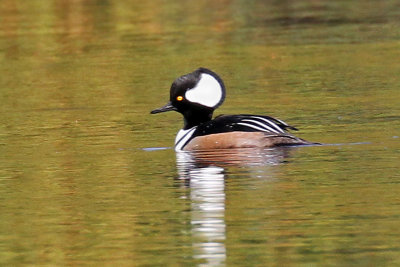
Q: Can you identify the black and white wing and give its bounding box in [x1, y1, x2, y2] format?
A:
[230, 114, 298, 133]
[195, 114, 298, 136]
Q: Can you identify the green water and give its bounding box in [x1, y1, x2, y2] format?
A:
[1, 0, 400, 266]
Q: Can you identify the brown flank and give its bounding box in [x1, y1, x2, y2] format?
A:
[183, 131, 312, 151]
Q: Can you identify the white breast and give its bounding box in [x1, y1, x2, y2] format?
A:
[175, 127, 197, 151]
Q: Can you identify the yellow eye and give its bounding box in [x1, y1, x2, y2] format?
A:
[176, 96, 183, 101]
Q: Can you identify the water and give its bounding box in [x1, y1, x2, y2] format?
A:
[1, 0, 400, 266]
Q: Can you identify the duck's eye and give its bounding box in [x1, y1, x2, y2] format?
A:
[176, 96, 183, 101]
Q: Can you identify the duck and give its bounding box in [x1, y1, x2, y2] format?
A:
[151, 67, 316, 151]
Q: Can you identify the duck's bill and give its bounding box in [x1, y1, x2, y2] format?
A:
[150, 102, 177, 114]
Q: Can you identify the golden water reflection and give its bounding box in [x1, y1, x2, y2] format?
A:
[1, 0, 400, 265]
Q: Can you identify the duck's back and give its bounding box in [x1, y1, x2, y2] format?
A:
[181, 114, 314, 151]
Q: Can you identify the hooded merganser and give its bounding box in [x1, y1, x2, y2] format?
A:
[151, 68, 316, 151]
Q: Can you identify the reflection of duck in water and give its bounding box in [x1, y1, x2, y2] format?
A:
[151, 68, 317, 151]
[175, 147, 293, 266]
[179, 147, 295, 168]
[175, 152, 227, 266]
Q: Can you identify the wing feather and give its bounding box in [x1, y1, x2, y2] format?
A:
[194, 114, 298, 136]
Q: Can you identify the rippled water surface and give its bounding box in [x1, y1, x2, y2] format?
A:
[1, 1, 400, 266]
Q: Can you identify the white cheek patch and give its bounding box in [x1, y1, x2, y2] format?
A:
[185, 73, 222, 108]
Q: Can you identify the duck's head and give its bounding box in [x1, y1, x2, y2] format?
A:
[151, 68, 226, 129]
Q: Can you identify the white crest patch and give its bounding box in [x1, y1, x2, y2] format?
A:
[185, 73, 222, 108]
